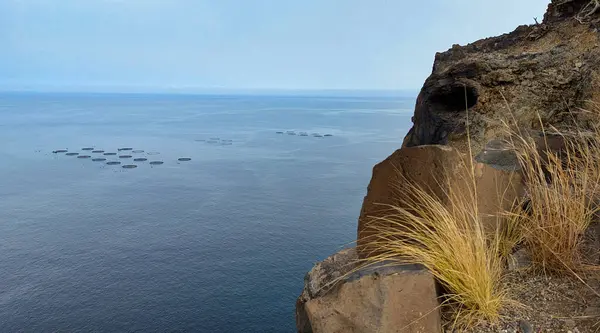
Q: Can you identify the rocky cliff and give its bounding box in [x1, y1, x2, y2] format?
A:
[297, 1, 600, 332]
[403, 0, 600, 155]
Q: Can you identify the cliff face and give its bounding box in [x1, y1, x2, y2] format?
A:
[298, 1, 600, 332]
[402, 0, 600, 155]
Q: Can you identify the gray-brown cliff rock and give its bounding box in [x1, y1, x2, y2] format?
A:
[403, 0, 600, 155]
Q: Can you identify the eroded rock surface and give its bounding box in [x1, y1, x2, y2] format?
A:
[403, 0, 600, 155]
[356, 145, 524, 259]
[296, 248, 441, 333]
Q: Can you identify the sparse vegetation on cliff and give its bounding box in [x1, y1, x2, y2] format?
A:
[362, 110, 600, 330]
[505, 120, 600, 275]
[363, 160, 510, 328]
[297, 1, 600, 331]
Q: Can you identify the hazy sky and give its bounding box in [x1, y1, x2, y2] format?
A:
[1, 0, 550, 92]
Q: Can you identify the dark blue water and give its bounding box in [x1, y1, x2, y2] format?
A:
[0, 92, 413, 332]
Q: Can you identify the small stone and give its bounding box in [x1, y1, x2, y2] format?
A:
[507, 248, 532, 271]
[518, 320, 533, 333]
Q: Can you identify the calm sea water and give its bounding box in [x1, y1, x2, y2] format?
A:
[0, 92, 413, 332]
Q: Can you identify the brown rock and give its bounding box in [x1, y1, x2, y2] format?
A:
[475, 162, 524, 235]
[356, 145, 466, 258]
[474, 139, 525, 235]
[296, 248, 441, 333]
[357, 145, 524, 259]
[402, 0, 600, 156]
[296, 248, 359, 333]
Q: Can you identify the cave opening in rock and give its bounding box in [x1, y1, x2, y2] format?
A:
[431, 84, 478, 111]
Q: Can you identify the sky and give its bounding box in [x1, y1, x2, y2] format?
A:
[0, 0, 550, 93]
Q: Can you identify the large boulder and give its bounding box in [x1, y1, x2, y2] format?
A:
[402, 0, 600, 155]
[296, 248, 442, 333]
[356, 145, 466, 258]
[357, 145, 524, 259]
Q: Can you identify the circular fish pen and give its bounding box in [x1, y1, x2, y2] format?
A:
[149, 161, 164, 165]
[134, 158, 148, 162]
[122, 165, 137, 169]
[119, 155, 132, 159]
[106, 161, 121, 165]
[77, 155, 91, 159]
[66, 152, 79, 156]
[178, 158, 192, 162]
[92, 158, 107, 162]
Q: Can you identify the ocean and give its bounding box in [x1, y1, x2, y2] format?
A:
[0, 92, 414, 332]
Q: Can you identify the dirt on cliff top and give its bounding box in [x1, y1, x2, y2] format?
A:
[445, 271, 600, 333]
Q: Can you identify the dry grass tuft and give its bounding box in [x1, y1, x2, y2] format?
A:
[362, 160, 510, 328]
[504, 118, 600, 275]
[497, 206, 526, 260]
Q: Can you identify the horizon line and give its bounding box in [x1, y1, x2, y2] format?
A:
[0, 87, 420, 97]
